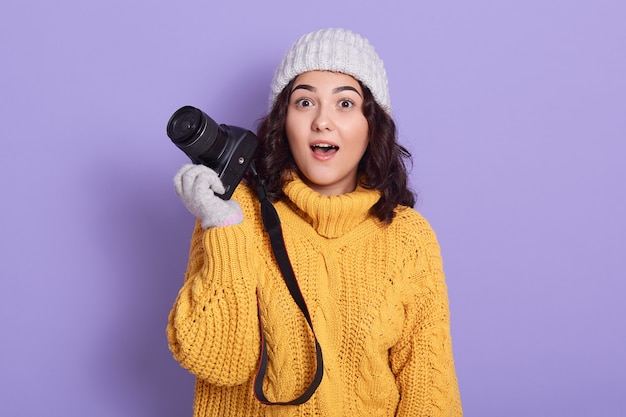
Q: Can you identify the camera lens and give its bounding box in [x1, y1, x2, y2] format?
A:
[168, 106, 212, 144]
[166, 106, 228, 166]
[168, 108, 200, 142]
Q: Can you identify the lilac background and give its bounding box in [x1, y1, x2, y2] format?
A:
[1, 0, 625, 416]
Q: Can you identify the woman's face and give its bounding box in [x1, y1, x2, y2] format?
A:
[285, 71, 369, 196]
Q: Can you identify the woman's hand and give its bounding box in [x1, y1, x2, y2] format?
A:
[173, 164, 243, 229]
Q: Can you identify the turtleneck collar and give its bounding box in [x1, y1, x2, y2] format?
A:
[281, 175, 381, 239]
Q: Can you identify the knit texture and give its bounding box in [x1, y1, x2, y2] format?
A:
[173, 164, 244, 229]
[167, 176, 462, 417]
[270, 28, 392, 114]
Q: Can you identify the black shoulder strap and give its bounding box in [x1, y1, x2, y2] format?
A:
[251, 169, 324, 405]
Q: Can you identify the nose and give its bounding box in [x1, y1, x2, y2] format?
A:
[311, 104, 334, 131]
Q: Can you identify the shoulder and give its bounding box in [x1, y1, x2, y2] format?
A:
[391, 206, 439, 243]
[232, 182, 259, 209]
[385, 206, 444, 270]
[389, 207, 448, 300]
[231, 182, 265, 229]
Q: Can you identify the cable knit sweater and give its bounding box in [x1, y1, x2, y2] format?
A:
[167, 176, 462, 416]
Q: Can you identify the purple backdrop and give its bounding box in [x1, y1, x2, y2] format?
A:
[1, 0, 624, 416]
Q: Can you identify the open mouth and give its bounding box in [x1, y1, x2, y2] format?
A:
[310, 143, 339, 154]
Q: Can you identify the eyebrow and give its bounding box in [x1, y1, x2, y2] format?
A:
[291, 84, 362, 97]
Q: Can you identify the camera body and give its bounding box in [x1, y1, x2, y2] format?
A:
[167, 106, 258, 200]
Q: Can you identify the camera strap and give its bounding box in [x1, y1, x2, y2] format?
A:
[251, 171, 324, 406]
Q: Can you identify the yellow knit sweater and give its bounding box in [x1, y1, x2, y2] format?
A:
[167, 176, 462, 416]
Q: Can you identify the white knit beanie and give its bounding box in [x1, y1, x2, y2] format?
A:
[270, 28, 392, 114]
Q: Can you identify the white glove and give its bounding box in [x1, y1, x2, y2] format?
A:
[173, 164, 243, 229]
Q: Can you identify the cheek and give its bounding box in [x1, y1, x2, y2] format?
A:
[284, 113, 300, 145]
[284, 125, 299, 151]
[284, 127, 303, 164]
[354, 119, 370, 151]
[285, 113, 310, 149]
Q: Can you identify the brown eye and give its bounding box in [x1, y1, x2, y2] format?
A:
[296, 98, 313, 107]
[339, 99, 354, 109]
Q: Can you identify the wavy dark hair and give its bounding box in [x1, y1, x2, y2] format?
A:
[245, 78, 416, 224]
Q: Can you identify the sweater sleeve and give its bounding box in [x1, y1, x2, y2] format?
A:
[166, 203, 262, 386]
[390, 217, 462, 416]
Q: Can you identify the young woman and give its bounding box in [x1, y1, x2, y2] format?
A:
[168, 28, 462, 417]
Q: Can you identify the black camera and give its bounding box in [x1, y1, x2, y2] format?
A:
[167, 106, 258, 200]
